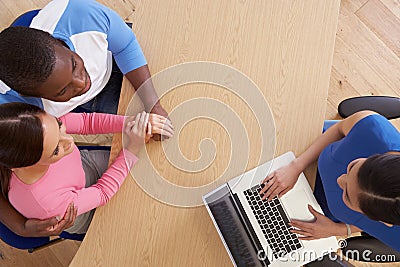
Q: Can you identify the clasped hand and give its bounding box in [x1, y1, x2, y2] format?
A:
[124, 112, 174, 155]
[150, 104, 173, 141]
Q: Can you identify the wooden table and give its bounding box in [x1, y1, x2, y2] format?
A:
[70, 0, 340, 266]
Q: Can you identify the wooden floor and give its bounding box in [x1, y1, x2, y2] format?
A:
[0, 0, 399, 266]
[327, 0, 400, 130]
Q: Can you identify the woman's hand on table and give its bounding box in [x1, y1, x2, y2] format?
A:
[289, 205, 345, 240]
[148, 113, 174, 140]
[259, 160, 303, 200]
[124, 112, 152, 155]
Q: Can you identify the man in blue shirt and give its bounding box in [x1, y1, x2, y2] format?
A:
[0, 0, 168, 119]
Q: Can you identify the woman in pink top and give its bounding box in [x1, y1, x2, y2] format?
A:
[0, 102, 174, 234]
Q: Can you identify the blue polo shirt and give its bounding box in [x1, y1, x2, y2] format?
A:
[318, 114, 400, 251]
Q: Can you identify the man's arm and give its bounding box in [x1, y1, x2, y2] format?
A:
[0, 194, 28, 235]
[125, 65, 172, 141]
[124, 65, 168, 117]
[0, 195, 77, 237]
[73, 2, 172, 133]
[96, 5, 170, 119]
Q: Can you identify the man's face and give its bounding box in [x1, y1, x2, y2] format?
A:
[35, 44, 91, 102]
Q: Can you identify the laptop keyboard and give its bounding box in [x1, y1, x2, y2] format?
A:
[243, 184, 303, 259]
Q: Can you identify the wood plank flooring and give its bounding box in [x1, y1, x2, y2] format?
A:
[0, 239, 80, 267]
[328, 0, 400, 130]
[0, 0, 399, 266]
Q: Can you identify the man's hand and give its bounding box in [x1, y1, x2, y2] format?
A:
[289, 205, 345, 240]
[22, 203, 77, 237]
[151, 103, 169, 118]
[150, 103, 173, 141]
[125, 65, 173, 141]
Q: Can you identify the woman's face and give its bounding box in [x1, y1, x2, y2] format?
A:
[36, 113, 74, 165]
[337, 158, 367, 213]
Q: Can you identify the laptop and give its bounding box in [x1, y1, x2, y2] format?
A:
[203, 151, 338, 267]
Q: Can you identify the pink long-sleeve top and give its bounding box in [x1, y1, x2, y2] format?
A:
[8, 113, 138, 220]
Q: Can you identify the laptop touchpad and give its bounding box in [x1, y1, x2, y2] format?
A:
[281, 189, 314, 222]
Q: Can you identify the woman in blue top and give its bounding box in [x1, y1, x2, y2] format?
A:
[259, 110, 400, 251]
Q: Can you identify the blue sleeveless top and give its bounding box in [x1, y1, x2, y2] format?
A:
[318, 114, 400, 251]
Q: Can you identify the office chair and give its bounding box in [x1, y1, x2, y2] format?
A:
[311, 96, 400, 265]
[338, 96, 400, 119]
[0, 222, 84, 253]
[11, 9, 40, 27]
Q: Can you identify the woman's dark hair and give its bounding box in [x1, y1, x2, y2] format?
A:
[0, 103, 45, 199]
[358, 153, 400, 225]
[0, 26, 58, 96]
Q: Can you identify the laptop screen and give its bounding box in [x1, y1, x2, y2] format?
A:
[204, 185, 269, 267]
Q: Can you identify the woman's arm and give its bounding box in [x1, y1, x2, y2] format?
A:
[61, 112, 173, 137]
[291, 110, 377, 172]
[289, 205, 362, 240]
[62, 112, 150, 216]
[0, 195, 77, 237]
[68, 149, 138, 216]
[61, 113, 125, 135]
[260, 110, 377, 199]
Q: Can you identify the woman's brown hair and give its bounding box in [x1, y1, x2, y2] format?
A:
[358, 153, 400, 225]
[0, 103, 45, 198]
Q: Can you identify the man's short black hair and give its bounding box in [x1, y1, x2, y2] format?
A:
[0, 26, 59, 95]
